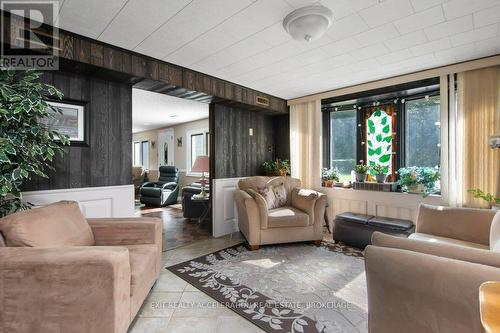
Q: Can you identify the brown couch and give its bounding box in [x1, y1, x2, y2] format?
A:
[365, 204, 500, 333]
[234, 176, 327, 250]
[0, 201, 162, 333]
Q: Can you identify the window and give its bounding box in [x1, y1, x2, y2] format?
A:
[330, 110, 356, 181]
[323, 80, 441, 183]
[405, 95, 441, 167]
[186, 128, 209, 175]
[132, 140, 149, 169]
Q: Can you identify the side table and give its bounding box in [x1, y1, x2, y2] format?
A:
[190, 195, 210, 224]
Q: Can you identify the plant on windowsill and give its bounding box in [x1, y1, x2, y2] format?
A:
[322, 167, 340, 187]
[261, 159, 290, 177]
[397, 166, 440, 197]
[0, 68, 69, 217]
[467, 189, 500, 210]
[354, 163, 369, 182]
[372, 164, 389, 183]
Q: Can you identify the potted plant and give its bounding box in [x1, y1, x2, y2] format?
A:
[467, 189, 500, 210]
[0, 68, 69, 217]
[322, 167, 340, 187]
[372, 164, 388, 183]
[354, 163, 369, 182]
[397, 166, 440, 197]
[261, 159, 290, 176]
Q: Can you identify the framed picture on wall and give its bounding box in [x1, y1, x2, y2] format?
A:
[41, 100, 88, 145]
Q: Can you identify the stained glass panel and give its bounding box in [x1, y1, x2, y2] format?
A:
[366, 109, 392, 175]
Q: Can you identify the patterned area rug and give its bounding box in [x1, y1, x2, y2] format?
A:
[167, 241, 367, 333]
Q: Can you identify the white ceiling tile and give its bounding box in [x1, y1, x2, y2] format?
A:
[350, 58, 379, 71]
[351, 43, 389, 61]
[424, 15, 473, 40]
[384, 30, 428, 51]
[475, 36, 500, 55]
[252, 23, 290, 46]
[410, 0, 447, 12]
[355, 23, 400, 45]
[98, 0, 191, 49]
[473, 4, 500, 28]
[443, 0, 500, 21]
[410, 37, 451, 56]
[377, 49, 413, 65]
[58, 0, 128, 38]
[320, 38, 361, 56]
[394, 5, 444, 34]
[359, 0, 414, 28]
[434, 43, 476, 62]
[326, 14, 370, 41]
[321, 0, 377, 20]
[241, 0, 294, 28]
[451, 24, 499, 46]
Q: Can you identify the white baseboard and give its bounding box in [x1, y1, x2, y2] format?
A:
[22, 185, 135, 218]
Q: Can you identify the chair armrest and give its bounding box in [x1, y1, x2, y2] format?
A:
[0, 247, 131, 333]
[291, 188, 319, 224]
[365, 245, 500, 333]
[416, 204, 496, 246]
[161, 181, 178, 190]
[87, 217, 162, 247]
[141, 181, 156, 188]
[372, 231, 500, 269]
[246, 189, 269, 229]
[234, 189, 261, 246]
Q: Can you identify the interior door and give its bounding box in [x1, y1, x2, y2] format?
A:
[158, 129, 174, 167]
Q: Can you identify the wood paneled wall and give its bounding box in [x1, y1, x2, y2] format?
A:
[212, 104, 290, 179]
[22, 71, 132, 191]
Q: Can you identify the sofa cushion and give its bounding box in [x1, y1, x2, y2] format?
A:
[409, 232, 489, 250]
[268, 206, 309, 228]
[490, 211, 500, 252]
[272, 183, 288, 207]
[258, 186, 279, 209]
[0, 201, 95, 247]
[368, 216, 414, 231]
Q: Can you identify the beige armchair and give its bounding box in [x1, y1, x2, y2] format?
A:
[0, 201, 162, 333]
[365, 204, 500, 333]
[234, 176, 327, 250]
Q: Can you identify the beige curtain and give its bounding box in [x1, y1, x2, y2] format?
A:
[289, 100, 322, 188]
[459, 66, 500, 208]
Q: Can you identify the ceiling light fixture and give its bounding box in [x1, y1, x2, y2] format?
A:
[283, 5, 333, 42]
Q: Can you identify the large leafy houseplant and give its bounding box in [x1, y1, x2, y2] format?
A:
[0, 68, 69, 217]
[261, 159, 290, 176]
[397, 166, 440, 197]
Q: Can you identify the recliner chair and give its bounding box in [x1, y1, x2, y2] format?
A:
[140, 166, 179, 206]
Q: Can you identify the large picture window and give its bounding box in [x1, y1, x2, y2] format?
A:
[186, 128, 209, 175]
[133, 140, 149, 169]
[323, 80, 441, 183]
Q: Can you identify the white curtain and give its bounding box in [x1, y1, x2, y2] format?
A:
[440, 74, 464, 207]
[289, 100, 322, 188]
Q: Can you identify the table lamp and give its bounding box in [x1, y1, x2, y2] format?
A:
[191, 155, 209, 198]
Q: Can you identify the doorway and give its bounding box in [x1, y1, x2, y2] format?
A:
[158, 128, 174, 167]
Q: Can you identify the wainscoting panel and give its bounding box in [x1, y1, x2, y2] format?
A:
[21, 185, 134, 218]
[212, 178, 244, 237]
[322, 187, 443, 223]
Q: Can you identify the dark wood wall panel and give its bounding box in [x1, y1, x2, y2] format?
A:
[22, 71, 132, 191]
[212, 104, 289, 179]
[273, 114, 290, 161]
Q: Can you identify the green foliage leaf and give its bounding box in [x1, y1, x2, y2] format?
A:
[379, 154, 391, 163]
[374, 110, 381, 117]
[376, 134, 382, 142]
[381, 117, 387, 126]
[375, 147, 382, 155]
[368, 148, 375, 156]
[383, 136, 392, 143]
[382, 125, 390, 134]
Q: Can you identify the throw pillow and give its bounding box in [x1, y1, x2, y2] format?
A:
[258, 186, 279, 210]
[0, 200, 95, 247]
[272, 183, 288, 207]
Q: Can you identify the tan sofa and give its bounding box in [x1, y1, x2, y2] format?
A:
[234, 176, 327, 250]
[0, 201, 162, 333]
[365, 204, 500, 333]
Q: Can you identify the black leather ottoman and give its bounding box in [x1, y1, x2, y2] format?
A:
[334, 212, 415, 249]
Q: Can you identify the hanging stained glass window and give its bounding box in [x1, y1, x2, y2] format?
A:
[366, 109, 392, 175]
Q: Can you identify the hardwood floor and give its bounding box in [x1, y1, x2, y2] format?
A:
[137, 203, 212, 251]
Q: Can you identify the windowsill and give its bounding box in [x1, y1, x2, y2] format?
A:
[320, 185, 442, 198]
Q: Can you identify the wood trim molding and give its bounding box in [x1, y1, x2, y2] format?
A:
[2, 12, 287, 114]
[288, 54, 500, 105]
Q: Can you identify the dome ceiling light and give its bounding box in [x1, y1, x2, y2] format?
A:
[283, 5, 333, 42]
